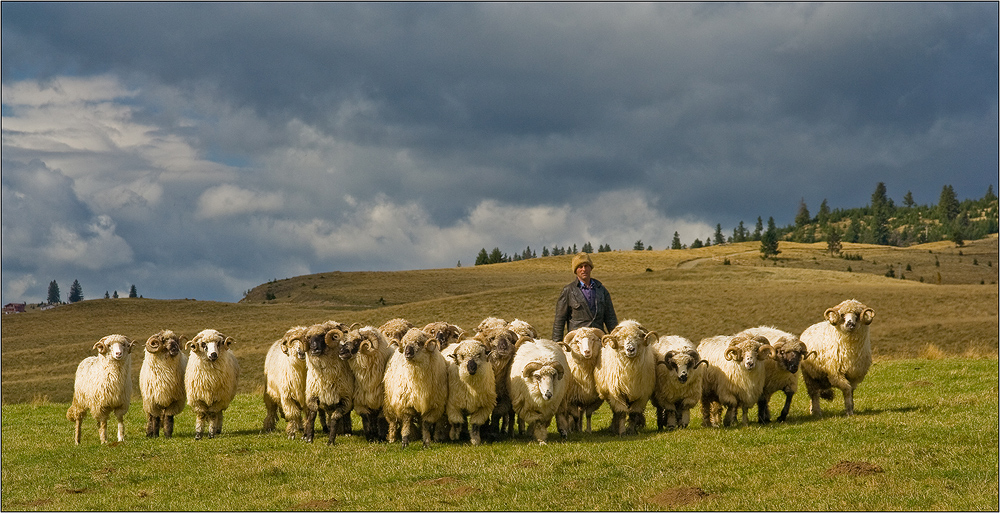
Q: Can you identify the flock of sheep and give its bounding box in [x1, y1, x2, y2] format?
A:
[67, 299, 875, 446]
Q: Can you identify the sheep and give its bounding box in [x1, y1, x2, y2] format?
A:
[339, 325, 394, 442]
[475, 316, 509, 339]
[508, 318, 539, 339]
[739, 326, 814, 424]
[262, 326, 309, 438]
[67, 334, 135, 444]
[139, 330, 187, 438]
[698, 332, 773, 427]
[478, 327, 520, 440]
[185, 329, 240, 440]
[301, 321, 355, 444]
[422, 321, 465, 351]
[508, 337, 569, 444]
[556, 327, 605, 434]
[443, 339, 497, 445]
[383, 327, 449, 448]
[799, 299, 876, 417]
[649, 335, 708, 430]
[379, 318, 414, 348]
[594, 319, 657, 435]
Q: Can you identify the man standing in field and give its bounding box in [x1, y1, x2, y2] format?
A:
[552, 253, 618, 341]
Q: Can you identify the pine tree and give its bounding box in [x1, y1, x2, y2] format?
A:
[113, 290, 119, 299]
[633, 240, 645, 251]
[753, 216, 763, 241]
[713, 224, 725, 245]
[475, 248, 489, 265]
[488, 247, 504, 264]
[759, 217, 781, 260]
[690, 238, 703, 249]
[542, 247, 550, 257]
[903, 190, 915, 208]
[582, 242, 593, 253]
[795, 198, 811, 228]
[938, 184, 960, 221]
[68, 279, 84, 303]
[47, 280, 61, 304]
[817, 199, 830, 226]
[826, 226, 842, 255]
[105, 291, 110, 299]
[671, 232, 682, 250]
[129, 285, 138, 298]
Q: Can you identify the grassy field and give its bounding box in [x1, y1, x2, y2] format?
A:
[1, 358, 996, 511]
[1, 235, 997, 510]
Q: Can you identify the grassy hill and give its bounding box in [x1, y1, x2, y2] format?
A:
[2, 236, 997, 405]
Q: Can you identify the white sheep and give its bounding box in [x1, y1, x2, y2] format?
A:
[339, 325, 394, 442]
[649, 335, 708, 430]
[739, 326, 814, 423]
[262, 326, 309, 438]
[799, 299, 876, 417]
[477, 327, 520, 440]
[594, 320, 657, 435]
[139, 330, 187, 438]
[698, 332, 773, 427]
[379, 318, 414, 348]
[422, 321, 465, 351]
[301, 321, 355, 444]
[383, 327, 449, 448]
[508, 338, 569, 444]
[556, 327, 605, 434]
[443, 339, 497, 445]
[508, 318, 539, 339]
[67, 334, 134, 444]
[185, 329, 240, 440]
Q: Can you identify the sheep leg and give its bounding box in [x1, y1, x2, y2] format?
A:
[757, 397, 772, 425]
[96, 413, 109, 444]
[340, 412, 352, 437]
[842, 386, 855, 416]
[531, 420, 548, 445]
[701, 399, 715, 428]
[262, 395, 278, 433]
[146, 413, 161, 437]
[421, 419, 435, 449]
[74, 417, 83, 445]
[326, 410, 342, 446]
[777, 392, 794, 422]
[679, 408, 691, 429]
[115, 414, 126, 442]
[469, 422, 483, 446]
[164, 415, 175, 438]
[303, 408, 318, 443]
[194, 411, 206, 440]
[722, 405, 737, 427]
[664, 408, 678, 430]
[209, 411, 223, 438]
[400, 413, 414, 448]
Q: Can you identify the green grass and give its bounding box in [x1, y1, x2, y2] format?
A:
[2, 358, 996, 511]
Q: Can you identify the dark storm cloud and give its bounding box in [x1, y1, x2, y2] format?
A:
[2, 2, 996, 303]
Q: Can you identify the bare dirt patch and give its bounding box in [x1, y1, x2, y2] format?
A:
[825, 460, 884, 477]
[647, 486, 710, 507]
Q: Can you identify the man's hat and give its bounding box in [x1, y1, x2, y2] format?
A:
[571, 252, 594, 272]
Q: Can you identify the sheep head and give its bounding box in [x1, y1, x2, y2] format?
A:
[603, 320, 656, 358]
[302, 321, 345, 357]
[771, 335, 809, 374]
[279, 326, 308, 360]
[825, 299, 875, 333]
[95, 334, 133, 360]
[187, 329, 233, 362]
[339, 326, 385, 360]
[378, 318, 414, 345]
[146, 330, 185, 357]
[522, 361, 566, 401]
[659, 348, 707, 384]
[724, 334, 772, 371]
[560, 327, 604, 360]
[508, 319, 538, 339]
[399, 327, 435, 360]
[482, 329, 517, 372]
[476, 316, 508, 339]
[448, 339, 489, 377]
[422, 322, 464, 351]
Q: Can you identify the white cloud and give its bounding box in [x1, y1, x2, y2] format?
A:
[41, 215, 134, 271]
[195, 184, 285, 219]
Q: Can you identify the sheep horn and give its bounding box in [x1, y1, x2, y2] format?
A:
[552, 362, 565, 380]
[862, 308, 876, 325]
[348, 322, 362, 331]
[514, 335, 533, 350]
[522, 361, 544, 378]
[695, 359, 710, 369]
[758, 344, 774, 360]
[601, 335, 618, 350]
[643, 331, 658, 346]
[724, 347, 741, 361]
[223, 336, 235, 347]
[663, 350, 675, 363]
[825, 308, 842, 325]
[93, 338, 108, 354]
[280, 337, 290, 355]
[562, 331, 576, 347]
[145, 334, 160, 352]
[324, 329, 343, 345]
[805, 350, 818, 360]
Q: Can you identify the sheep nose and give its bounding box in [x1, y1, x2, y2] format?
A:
[678, 373, 688, 383]
[404, 347, 416, 359]
[745, 360, 754, 369]
[543, 390, 552, 400]
[582, 350, 592, 358]
[208, 352, 218, 361]
[467, 359, 478, 375]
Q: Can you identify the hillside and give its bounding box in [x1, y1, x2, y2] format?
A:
[2, 236, 996, 404]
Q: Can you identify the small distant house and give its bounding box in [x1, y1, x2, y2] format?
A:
[3, 303, 26, 314]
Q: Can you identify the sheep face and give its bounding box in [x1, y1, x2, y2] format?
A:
[339, 327, 381, 360]
[660, 350, 707, 384]
[724, 335, 773, 371]
[772, 338, 809, 374]
[95, 334, 133, 361]
[604, 321, 656, 359]
[448, 340, 489, 377]
[825, 299, 875, 333]
[522, 362, 565, 401]
[146, 330, 184, 358]
[422, 322, 463, 350]
[562, 327, 604, 360]
[304, 326, 343, 357]
[187, 330, 233, 362]
[399, 328, 435, 360]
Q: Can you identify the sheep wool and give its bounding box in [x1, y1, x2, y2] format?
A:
[340, 326, 394, 442]
[185, 329, 240, 440]
[383, 328, 449, 448]
[302, 321, 355, 445]
[739, 326, 812, 424]
[508, 338, 569, 444]
[68, 334, 134, 444]
[649, 335, 707, 430]
[444, 339, 497, 445]
[139, 329, 187, 438]
[594, 320, 657, 435]
[699, 333, 773, 427]
[557, 327, 605, 434]
[262, 326, 309, 438]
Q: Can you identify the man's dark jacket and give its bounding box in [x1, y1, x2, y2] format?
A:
[551, 278, 618, 341]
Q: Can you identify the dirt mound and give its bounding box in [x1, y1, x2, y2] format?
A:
[647, 486, 710, 507]
[825, 460, 884, 477]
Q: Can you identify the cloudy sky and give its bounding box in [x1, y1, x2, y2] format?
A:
[2, 3, 997, 304]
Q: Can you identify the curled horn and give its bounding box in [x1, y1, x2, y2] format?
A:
[93, 337, 109, 354]
[280, 336, 291, 355]
[643, 330, 658, 346]
[522, 361, 544, 378]
[804, 350, 818, 360]
[601, 334, 619, 350]
[724, 347, 741, 361]
[659, 350, 676, 367]
[145, 333, 162, 352]
[552, 362, 565, 380]
[223, 336, 235, 347]
[757, 344, 774, 360]
[862, 308, 875, 325]
[825, 307, 842, 325]
[348, 322, 362, 331]
[695, 359, 710, 369]
[359, 329, 378, 352]
[559, 331, 575, 352]
[514, 335, 533, 350]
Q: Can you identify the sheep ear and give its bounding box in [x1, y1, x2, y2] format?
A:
[93, 337, 109, 353]
[224, 336, 235, 347]
[552, 362, 565, 380]
[522, 362, 543, 379]
[862, 308, 875, 325]
[724, 347, 740, 361]
[185, 339, 197, 351]
[825, 308, 842, 325]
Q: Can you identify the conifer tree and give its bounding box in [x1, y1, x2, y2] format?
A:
[129, 284, 138, 298]
[582, 242, 593, 253]
[68, 279, 84, 303]
[713, 224, 725, 245]
[759, 217, 781, 260]
[47, 280, 61, 304]
[671, 231, 682, 250]
[817, 199, 830, 226]
[938, 184, 959, 221]
[633, 240, 645, 251]
[753, 216, 763, 241]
